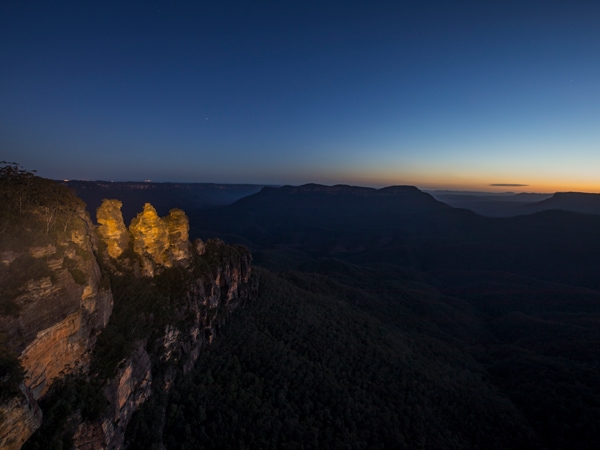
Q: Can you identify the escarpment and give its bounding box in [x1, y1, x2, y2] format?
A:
[1, 212, 113, 397]
[1, 172, 113, 449]
[0, 171, 257, 450]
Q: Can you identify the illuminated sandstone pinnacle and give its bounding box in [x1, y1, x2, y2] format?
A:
[96, 199, 130, 259]
[128, 203, 192, 275]
[97, 200, 192, 276]
[164, 208, 191, 262]
[129, 203, 171, 267]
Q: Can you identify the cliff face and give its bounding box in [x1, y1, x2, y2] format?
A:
[3, 226, 113, 399]
[159, 240, 254, 372]
[72, 342, 152, 450]
[0, 179, 114, 449]
[70, 237, 255, 450]
[0, 185, 257, 450]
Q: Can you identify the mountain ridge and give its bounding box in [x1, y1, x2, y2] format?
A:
[522, 191, 600, 216]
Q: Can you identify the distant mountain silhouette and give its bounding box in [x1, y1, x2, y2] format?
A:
[429, 191, 552, 217]
[188, 183, 479, 253]
[521, 192, 600, 216]
[63, 180, 266, 224]
[189, 183, 600, 289]
[430, 191, 600, 217]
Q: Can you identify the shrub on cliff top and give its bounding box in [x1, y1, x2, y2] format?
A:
[0, 161, 85, 251]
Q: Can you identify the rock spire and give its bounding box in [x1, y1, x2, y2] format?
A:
[96, 200, 192, 276]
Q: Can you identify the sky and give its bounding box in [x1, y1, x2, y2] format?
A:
[1, 0, 599, 192]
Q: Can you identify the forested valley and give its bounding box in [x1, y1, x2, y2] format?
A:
[126, 256, 600, 449]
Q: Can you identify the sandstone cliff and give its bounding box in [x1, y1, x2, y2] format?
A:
[0, 171, 114, 449]
[66, 236, 255, 450]
[0, 176, 257, 450]
[0, 214, 113, 393]
[72, 342, 152, 450]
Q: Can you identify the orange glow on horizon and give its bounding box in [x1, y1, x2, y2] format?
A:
[312, 169, 600, 194]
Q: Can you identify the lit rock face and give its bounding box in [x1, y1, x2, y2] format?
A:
[129, 203, 171, 274]
[20, 311, 87, 399]
[164, 208, 191, 262]
[96, 200, 129, 259]
[118, 202, 191, 276]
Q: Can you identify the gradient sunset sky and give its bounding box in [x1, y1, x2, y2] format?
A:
[1, 0, 599, 192]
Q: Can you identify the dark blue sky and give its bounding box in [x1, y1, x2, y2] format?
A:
[2, 0, 599, 191]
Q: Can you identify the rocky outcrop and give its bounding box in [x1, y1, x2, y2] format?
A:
[164, 208, 191, 263]
[98, 200, 192, 276]
[68, 236, 255, 450]
[129, 203, 171, 273]
[96, 200, 129, 259]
